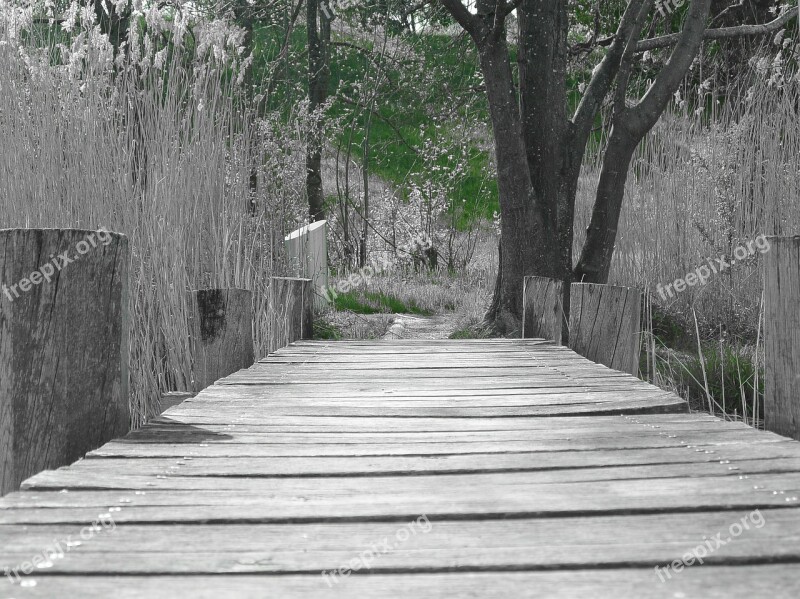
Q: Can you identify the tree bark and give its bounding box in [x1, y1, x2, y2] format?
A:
[437, 0, 727, 326]
[306, 0, 331, 222]
[477, 34, 560, 333]
[575, 0, 713, 282]
[572, 122, 639, 282]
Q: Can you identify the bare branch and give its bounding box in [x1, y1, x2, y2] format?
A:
[438, 0, 481, 36]
[571, 0, 648, 135]
[482, 0, 518, 42]
[637, 6, 798, 52]
[630, 0, 713, 132]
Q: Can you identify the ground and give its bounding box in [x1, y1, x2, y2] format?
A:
[383, 314, 460, 340]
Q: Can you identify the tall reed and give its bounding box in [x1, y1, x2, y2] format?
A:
[0, 5, 307, 425]
[576, 61, 800, 339]
[579, 56, 799, 422]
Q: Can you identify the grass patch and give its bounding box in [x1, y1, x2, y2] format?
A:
[644, 340, 763, 425]
[449, 325, 492, 339]
[313, 320, 344, 340]
[332, 289, 433, 315]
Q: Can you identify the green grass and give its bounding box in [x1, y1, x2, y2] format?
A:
[313, 320, 344, 340]
[449, 325, 492, 339]
[645, 341, 763, 424]
[332, 289, 433, 315]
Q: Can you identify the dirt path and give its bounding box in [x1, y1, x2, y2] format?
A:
[383, 314, 459, 340]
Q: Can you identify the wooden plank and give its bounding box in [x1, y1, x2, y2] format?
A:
[764, 236, 800, 441]
[269, 277, 313, 354]
[569, 282, 641, 375]
[146, 413, 719, 432]
[0, 228, 130, 496]
[118, 420, 755, 443]
[188, 288, 254, 392]
[2, 510, 800, 574]
[1, 567, 799, 599]
[2, 338, 799, 598]
[82, 434, 783, 458]
[284, 220, 328, 309]
[522, 276, 564, 342]
[2, 473, 800, 525]
[17, 454, 800, 488]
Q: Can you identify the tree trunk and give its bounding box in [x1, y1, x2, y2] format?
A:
[439, 0, 713, 329]
[575, 0, 712, 282]
[573, 123, 639, 282]
[477, 37, 560, 334]
[306, 0, 331, 222]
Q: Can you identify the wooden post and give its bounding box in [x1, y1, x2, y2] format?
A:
[285, 220, 328, 309]
[188, 289, 254, 392]
[0, 228, 130, 496]
[269, 277, 313, 354]
[764, 236, 800, 440]
[569, 283, 641, 375]
[522, 276, 564, 343]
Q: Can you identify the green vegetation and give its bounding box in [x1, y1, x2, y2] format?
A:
[449, 325, 492, 339]
[329, 34, 496, 224]
[313, 320, 345, 340]
[645, 342, 763, 424]
[332, 289, 433, 316]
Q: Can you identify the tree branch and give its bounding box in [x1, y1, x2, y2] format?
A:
[438, 0, 481, 36]
[630, 0, 713, 133]
[637, 6, 798, 52]
[571, 0, 648, 138]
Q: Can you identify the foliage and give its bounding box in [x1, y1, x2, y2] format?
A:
[331, 289, 432, 315]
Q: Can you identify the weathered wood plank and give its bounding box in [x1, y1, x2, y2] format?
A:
[764, 236, 800, 441]
[522, 276, 564, 342]
[145, 413, 719, 431]
[16, 454, 800, 489]
[3, 567, 800, 599]
[569, 282, 641, 375]
[2, 338, 798, 598]
[0, 228, 130, 496]
[2, 510, 799, 574]
[188, 288, 254, 392]
[284, 220, 328, 309]
[268, 277, 313, 354]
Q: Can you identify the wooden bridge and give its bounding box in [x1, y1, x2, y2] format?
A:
[3, 338, 800, 597]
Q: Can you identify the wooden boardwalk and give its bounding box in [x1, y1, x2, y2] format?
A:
[2, 339, 800, 597]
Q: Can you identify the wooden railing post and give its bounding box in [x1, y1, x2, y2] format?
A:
[522, 276, 564, 343]
[285, 220, 328, 309]
[0, 228, 130, 496]
[568, 283, 641, 375]
[269, 277, 313, 354]
[764, 236, 800, 440]
[188, 289, 254, 392]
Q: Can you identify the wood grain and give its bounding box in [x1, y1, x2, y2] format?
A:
[569, 282, 641, 375]
[764, 236, 800, 440]
[268, 277, 313, 354]
[188, 288, 254, 392]
[522, 275, 564, 342]
[0, 228, 130, 496]
[1, 339, 799, 597]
